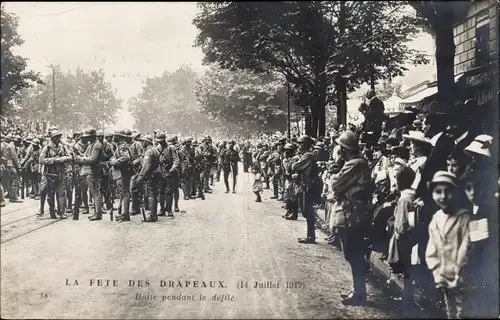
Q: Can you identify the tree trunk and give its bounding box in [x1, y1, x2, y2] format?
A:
[336, 77, 348, 126]
[434, 25, 456, 110]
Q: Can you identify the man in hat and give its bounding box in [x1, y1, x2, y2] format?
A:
[109, 130, 133, 222]
[282, 143, 299, 220]
[39, 130, 73, 219]
[330, 131, 374, 305]
[2, 134, 22, 203]
[191, 139, 206, 200]
[97, 130, 114, 212]
[71, 131, 89, 215]
[129, 132, 145, 216]
[258, 144, 271, 189]
[242, 140, 252, 173]
[136, 134, 160, 222]
[166, 135, 182, 212]
[291, 135, 318, 244]
[221, 140, 240, 193]
[156, 133, 180, 217]
[73, 128, 104, 220]
[364, 89, 386, 136]
[267, 142, 282, 199]
[179, 138, 195, 201]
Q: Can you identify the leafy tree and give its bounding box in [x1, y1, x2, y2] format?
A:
[375, 81, 403, 102]
[409, 1, 472, 109]
[1, 4, 43, 114]
[130, 65, 215, 134]
[194, 64, 301, 135]
[193, 1, 428, 137]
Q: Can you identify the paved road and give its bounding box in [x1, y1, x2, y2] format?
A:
[1, 167, 404, 319]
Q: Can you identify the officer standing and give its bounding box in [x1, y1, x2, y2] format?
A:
[136, 134, 159, 222]
[156, 133, 180, 217]
[39, 130, 73, 219]
[268, 143, 282, 200]
[130, 132, 145, 215]
[179, 138, 194, 200]
[97, 130, 114, 212]
[291, 135, 318, 244]
[221, 140, 240, 193]
[167, 135, 182, 212]
[200, 136, 217, 193]
[110, 130, 133, 222]
[191, 139, 205, 200]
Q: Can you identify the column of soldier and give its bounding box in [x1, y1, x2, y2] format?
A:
[1, 126, 243, 223]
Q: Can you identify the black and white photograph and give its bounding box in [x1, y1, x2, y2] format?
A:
[0, 1, 499, 319]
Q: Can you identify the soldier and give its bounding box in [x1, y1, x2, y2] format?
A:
[2, 134, 22, 203]
[130, 132, 145, 216]
[136, 134, 160, 222]
[200, 136, 217, 193]
[39, 130, 73, 219]
[97, 130, 114, 212]
[259, 143, 271, 189]
[281, 143, 298, 219]
[109, 130, 133, 222]
[73, 128, 104, 220]
[104, 133, 115, 151]
[221, 140, 240, 193]
[28, 138, 42, 199]
[167, 135, 182, 212]
[179, 138, 195, 201]
[216, 141, 227, 182]
[72, 131, 89, 214]
[267, 143, 282, 200]
[156, 133, 180, 217]
[242, 140, 252, 173]
[291, 135, 318, 244]
[191, 139, 205, 200]
[18, 136, 30, 199]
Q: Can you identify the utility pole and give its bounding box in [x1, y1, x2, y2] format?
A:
[286, 80, 291, 139]
[51, 66, 57, 124]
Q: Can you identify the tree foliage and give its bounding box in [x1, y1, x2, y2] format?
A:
[194, 64, 301, 135]
[193, 1, 428, 137]
[14, 66, 122, 132]
[129, 65, 215, 134]
[1, 4, 43, 114]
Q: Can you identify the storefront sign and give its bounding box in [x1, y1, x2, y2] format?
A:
[465, 69, 498, 86]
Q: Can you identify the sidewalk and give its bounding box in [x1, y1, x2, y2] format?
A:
[314, 208, 441, 316]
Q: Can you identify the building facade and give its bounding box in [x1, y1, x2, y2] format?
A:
[453, 0, 499, 105]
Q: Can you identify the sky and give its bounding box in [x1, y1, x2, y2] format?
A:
[5, 2, 437, 125]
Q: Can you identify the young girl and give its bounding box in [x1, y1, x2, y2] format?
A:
[251, 164, 263, 202]
[425, 171, 472, 319]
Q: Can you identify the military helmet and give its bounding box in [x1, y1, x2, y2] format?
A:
[72, 132, 81, 138]
[182, 138, 192, 145]
[167, 135, 176, 143]
[283, 143, 294, 150]
[113, 129, 127, 138]
[335, 131, 358, 151]
[96, 130, 105, 137]
[155, 132, 166, 142]
[132, 132, 141, 140]
[104, 132, 113, 137]
[141, 134, 154, 144]
[191, 139, 199, 146]
[31, 138, 41, 145]
[50, 130, 63, 139]
[297, 135, 312, 144]
[123, 129, 132, 137]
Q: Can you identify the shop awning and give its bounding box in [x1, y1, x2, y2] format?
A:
[399, 86, 438, 106]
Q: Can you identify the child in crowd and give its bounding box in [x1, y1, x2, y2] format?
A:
[425, 171, 471, 319]
[251, 163, 263, 202]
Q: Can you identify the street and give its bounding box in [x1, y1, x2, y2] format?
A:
[1, 168, 402, 319]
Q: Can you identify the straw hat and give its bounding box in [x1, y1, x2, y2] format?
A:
[430, 171, 457, 188]
[464, 134, 493, 158]
[402, 130, 431, 144]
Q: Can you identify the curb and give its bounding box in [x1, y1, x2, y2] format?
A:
[314, 208, 440, 315]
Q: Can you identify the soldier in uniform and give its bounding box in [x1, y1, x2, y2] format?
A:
[22, 138, 42, 199]
[73, 128, 104, 220]
[200, 136, 217, 193]
[179, 138, 195, 200]
[282, 143, 299, 220]
[155, 133, 179, 217]
[216, 141, 227, 182]
[109, 130, 133, 221]
[166, 135, 182, 212]
[242, 140, 252, 173]
[136, 134, 160, 222]
[39, 130, 73, 219]
[3, 134, 22, 203]
[221, 140, 240, 193]
[259, 143, 271, 189]
[267, 143, 282, 200]
[97, 130, 114, 212]
[191, 139, 205, 200]
[130, 132, 145, 215]
[18, 136, 31, 199]
[72, 131, 90, 214]
[291, 135, 318, 244]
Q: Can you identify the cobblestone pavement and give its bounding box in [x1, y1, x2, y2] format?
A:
[1, 168, 406, 319]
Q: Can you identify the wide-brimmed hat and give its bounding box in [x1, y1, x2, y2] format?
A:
[50, 130, 63, 139]
[140, 134, 153, 144]
[402, 130, 431, 144]
[430, 171, 457, 188]
[132, 132, 142, 141]
[154, 133, 166, 142]
[464, 134, 493, 158]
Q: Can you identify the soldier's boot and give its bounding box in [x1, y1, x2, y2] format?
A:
[9, 180, 22, 202]
[72, 197, 81, 220]
[130, 192, 140, 216]
[144, 197, 158, 222]
[232, 177, 237, 193]
[210, 174, 214, 186]
[66, 191, 73, 213]
[144, 193, 150, 211]
[270, 183, 279, 199]
[20, 184, 25, 199]
[255, 192, 262, 202]
[286, 204, 298, 220]
[117, 196, 130, 222]
[165, 194, 174, 218]
[82, 191, 89, 209]
[94, 193, 103, 219]
[282, 200, 292, 218]
[197, 185, 205, 200]
[57, 196, 67, 219]
[265, 179, 270, 189]
[38, 195, 46, 216]
[157, 194, 165, 216]
[174, 194, 180, 212]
